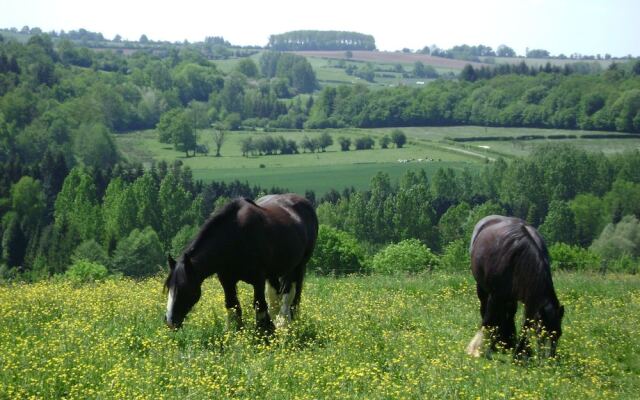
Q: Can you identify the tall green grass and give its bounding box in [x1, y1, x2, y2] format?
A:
[1, 272, 638, 398]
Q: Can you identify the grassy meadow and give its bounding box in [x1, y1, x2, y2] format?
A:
[115, 126, 640, 194]
[1, 272, 639, 399]
[115, 128, 480, 194]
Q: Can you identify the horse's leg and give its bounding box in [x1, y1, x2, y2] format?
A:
[501, 300, 518, 350]
[275, 280, 297, 329]
[515, 305, 536, 358]
[253, 278, 275, 333]
[289, 264, 306, 321]
[481, 294, 510, 356]
[220, 278, 243, 330]
[265, 278, 282, 321]
[467, 284, 488, 357]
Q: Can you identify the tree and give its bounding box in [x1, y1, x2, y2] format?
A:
[318, 132, 333, 152]
[300, 136, 319, 153]
[223, 113, 242, 131]
[496, 45, 516, 57]
[158, 172, 194, 248]
[438, 202, 471, 245]
[111, 227, 164, 277]
[102, 178, 137, 251]
[354, 136, 374, 150]
[413, 61, 427, 78]
[236, 58, 259, 78]
[240, 136, 254, 157]
[590, 215, 640, 263]
[10, 176, 46, 236]
[460, 64, 477, 82]
[570, 194, 606, 247]
[2, 212, 27, 268]
[157, 110, 195, 156]
[390, 129, 406, 148]
[379, 135, 391, 149]
[212, 123, 226, 157]
[539, 200, 576, 245]
[130, 173, 161, 233]
[72, 123, 119, 169]
[338, 136, 351, 151]
[527, 49, 550, 58]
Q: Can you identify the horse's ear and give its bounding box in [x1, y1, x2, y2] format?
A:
[168, 255, 176, 271]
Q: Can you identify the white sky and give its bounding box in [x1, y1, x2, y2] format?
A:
[2, 0, 639, 57]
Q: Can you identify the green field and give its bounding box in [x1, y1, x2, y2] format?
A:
[115, 129, 481, 194]
[391, 126, 640, 159]
[1, 272, 638, 398]
[303, 56, 447, 89]
[115, 126, 640, 194]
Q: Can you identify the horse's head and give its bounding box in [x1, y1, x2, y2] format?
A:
[538, 302, 565, 357]
[164, 255, 202, 329]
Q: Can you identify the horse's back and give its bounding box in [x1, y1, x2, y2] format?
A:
[470, 215, 551, 301]
[254, 194, 318, 269]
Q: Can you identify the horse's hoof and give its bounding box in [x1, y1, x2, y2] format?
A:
[275, 315, 292, 329]
[257, 319, 275, 335]
[466, 330, 484, 357]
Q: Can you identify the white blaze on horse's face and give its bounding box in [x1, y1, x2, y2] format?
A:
[166, 287, 176, 327]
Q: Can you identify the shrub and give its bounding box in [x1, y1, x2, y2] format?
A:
[71, 239, 109, 266]
[308, 225, 367, 275]
[65, 260, 108, 283]
[590, 215, 640, 261]
[372, 239, 438, 274]
[606, 254, 638, 274]
[111, 227, 164, 277]
[439, 239, 470, 272]
[549, 242, 601, 271]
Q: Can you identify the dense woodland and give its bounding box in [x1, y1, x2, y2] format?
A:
[306, 64, 640, 132]
[1, 31, 640, 278]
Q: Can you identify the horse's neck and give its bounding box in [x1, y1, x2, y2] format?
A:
[188, 246, 217, 282]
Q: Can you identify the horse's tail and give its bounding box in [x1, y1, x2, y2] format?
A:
[515, 222, 556, 307]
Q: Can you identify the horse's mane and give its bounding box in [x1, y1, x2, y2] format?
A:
[183, 198, 254, 258]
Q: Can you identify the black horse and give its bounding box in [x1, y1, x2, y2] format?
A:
[164, 194, 318, 332]
[466, 215, 564, 358]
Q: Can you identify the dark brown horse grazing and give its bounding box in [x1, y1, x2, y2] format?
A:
[466, 215, 564, 358]
[164, 194, 318, 332]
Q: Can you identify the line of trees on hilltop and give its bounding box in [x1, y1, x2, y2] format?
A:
[268, 30, 376, 51]
[1, 27, 259, 60]
[419, 43, 626, 62]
